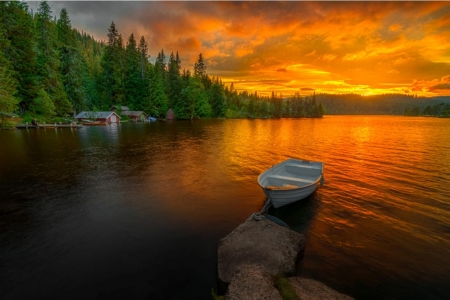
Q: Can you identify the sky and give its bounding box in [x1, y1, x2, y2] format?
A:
[27, 1, 450, 97]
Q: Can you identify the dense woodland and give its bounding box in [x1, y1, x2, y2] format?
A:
[1, 1, 449, 127]
[0, 1, 323, 125]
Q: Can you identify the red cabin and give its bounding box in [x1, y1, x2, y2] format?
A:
[166, 109, 175, 120]
[75, 111, 121, 123]
[121, 111, 148, 122]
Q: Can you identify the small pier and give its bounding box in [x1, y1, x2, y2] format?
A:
[15, 123, 83, 129]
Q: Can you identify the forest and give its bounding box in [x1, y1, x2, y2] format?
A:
[0, 0, 324, 127]
[317, 94, 450, 117]
[1, 1, 448, 128]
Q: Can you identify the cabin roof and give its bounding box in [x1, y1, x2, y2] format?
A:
[121, 111, 147, 117]
[110, 105, 129, 111]
[75, 111, 121, 119]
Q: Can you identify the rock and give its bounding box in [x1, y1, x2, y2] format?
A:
[218, 218, 306, 286]
[226, 264, 282, 300]
[288, 277, 354, 300]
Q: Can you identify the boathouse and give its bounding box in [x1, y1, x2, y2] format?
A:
[121, 111, 148, 121]
[110, 105, 129, 112]
[166, 109, 175, 120]
[75, 111, 121, 123]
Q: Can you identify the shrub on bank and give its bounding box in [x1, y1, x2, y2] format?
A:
[274, 276, 299, 300]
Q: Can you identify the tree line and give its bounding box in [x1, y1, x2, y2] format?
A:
[2, 1, 450, 125]
[0, 1, 328, 124]
[317, 93, 450, 116]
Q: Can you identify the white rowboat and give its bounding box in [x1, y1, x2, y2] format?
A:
[257, 158, 324, 208]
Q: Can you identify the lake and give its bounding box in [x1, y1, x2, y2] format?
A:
[1, 116, 449, 299]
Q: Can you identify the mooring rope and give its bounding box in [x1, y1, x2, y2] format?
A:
[247, 212, 265, 221]
[247, 194, 273, 221]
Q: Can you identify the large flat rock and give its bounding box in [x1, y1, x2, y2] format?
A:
[218, 218, 306, 285]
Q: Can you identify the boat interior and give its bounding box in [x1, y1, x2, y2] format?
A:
[260, 161, 322, 188]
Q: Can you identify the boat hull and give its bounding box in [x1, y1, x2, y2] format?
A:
[262, 182, 320, 208]
[82, 122, 108, 126]
[257, 158, 324, 208]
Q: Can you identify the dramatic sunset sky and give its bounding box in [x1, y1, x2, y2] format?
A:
[30, 1, 450, 97]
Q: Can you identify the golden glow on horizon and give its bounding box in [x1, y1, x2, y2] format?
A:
[99, 1, 450, 97]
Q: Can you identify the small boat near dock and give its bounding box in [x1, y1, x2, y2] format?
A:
[81, 120, 108, 126]
[257, 158, 324, 208]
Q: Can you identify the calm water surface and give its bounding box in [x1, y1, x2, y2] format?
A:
[1, 116, 449, 299]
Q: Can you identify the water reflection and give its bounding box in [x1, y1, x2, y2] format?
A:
[1, 116, 450, 299]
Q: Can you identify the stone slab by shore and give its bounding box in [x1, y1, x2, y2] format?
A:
[217, 217, 354, 299]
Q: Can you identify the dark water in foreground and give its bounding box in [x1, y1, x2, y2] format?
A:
[1, 116, 450, 299]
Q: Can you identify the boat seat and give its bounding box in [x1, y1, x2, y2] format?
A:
[267, 174, 315, 184]
[285, 164, 321, 176]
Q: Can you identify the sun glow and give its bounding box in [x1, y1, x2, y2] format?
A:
[39, 1, 450, 97]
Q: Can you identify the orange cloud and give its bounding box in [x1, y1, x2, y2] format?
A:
[49, 1, 450, 97]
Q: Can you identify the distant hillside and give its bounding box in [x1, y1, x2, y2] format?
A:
[316, 94, 450, 115]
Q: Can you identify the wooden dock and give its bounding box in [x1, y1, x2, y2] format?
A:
[15, 123, 83, 129]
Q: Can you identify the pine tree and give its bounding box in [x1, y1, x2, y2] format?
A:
[0, 1, 38, 114]
[209, 81, 226, 117]
[76, 31, 103, 109]
[270, 91, 282, 118]
[194, 53, 206, 78]
[137, 35, 150, 112]
[100, 21, 125, 108]
[177, 75, 210, 119]
[138, 36, 149, 81]
[318, 101, 325, 116]
[149, 67, 168, 118]
[29, 88, 56, 118]
[311, 92, 318, 117]
[155, 49, 166, 73]
[35, 1, 72, 116]
[57, 8, 88, 115]
[124, 33, 141, 109]
[0, 19, 19, 125]
[167, 51, 182, 109]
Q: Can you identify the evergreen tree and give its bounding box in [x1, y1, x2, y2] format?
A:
[124, 33, 141, 109]
[77, 31, 103, 110]
[194, 53, 206, 78]
[310, 92, 319, 117]
[270, 91, 282, 118]
[167, 51, 182, 109]
[57, 8, 88, 115]
[209, 81, 226, 117]
[35, 0, 72, 116]
[0, 1, 38, 114]
[0, 19, 19, 125]
[155, 49, 166, 73]
[100, 21, 125, 108]
[177, 75, 210, 119]
[29, 88, 56, 118]
[149, 67, 168, 118]
[138, 36, 150, 106]
[318, 101, 325, 116]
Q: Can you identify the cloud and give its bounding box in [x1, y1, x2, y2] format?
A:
[429, 83, 450, 92]
[32, 1, 450, 96]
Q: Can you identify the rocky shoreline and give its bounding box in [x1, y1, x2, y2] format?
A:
[217, 217, 354, 299]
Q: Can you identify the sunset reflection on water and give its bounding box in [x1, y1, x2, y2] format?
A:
[1, 116, 449, 299]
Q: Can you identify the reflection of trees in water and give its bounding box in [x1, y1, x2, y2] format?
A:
[114, 121, 214, 178]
